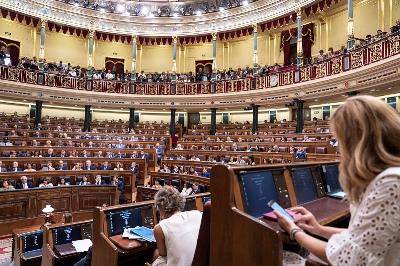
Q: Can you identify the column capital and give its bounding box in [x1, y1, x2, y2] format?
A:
[132, 35, 138, 43]
[172, 35, 178, 44]
[253, 24, 258, 33]
[40, 19, 47, 27]
[212, 32, 217, 40]
[296, 8, 302, 17]
[89, 29, 95, 38]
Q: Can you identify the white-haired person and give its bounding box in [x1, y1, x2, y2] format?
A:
[275, 95, 400, 265]
[150, 186, 202, 266]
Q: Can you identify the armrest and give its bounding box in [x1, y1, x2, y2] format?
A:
[101, 233, 118, 252]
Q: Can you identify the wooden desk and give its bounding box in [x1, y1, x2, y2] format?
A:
[210, 162, 349, 266]
[0, 186, 117, 236]
[41, 220, 93, 266]
[13, 225, 42, 266]
[0, 157, 147, 185]
[91, 201, 158, 266]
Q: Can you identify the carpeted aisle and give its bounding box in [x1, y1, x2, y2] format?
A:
[0, 238, 12, 266]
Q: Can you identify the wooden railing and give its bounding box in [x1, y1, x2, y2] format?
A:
[0, 32, 398, 95]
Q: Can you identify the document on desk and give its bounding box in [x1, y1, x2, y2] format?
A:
[72, 239, 92, 252]
[122, 228, 143, 240]
[131, 226, 156, 242]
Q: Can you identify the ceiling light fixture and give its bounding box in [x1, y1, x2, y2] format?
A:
[196, 10, 202, 16]
[147, 13, 155, 18]
[219, 7, 225, 11]
[173, 13, 178, 17]
[242, 0, 249, 6]
[73, 3, 79, 7]
[116, 4, 125, 13]
[141, 6, 149, 15]
[99, 8, 106, 13]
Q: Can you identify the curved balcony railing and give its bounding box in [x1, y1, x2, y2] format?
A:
[0, 32, 399, 96]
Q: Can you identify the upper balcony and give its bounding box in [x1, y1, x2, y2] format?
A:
[0, 31, 399, 110]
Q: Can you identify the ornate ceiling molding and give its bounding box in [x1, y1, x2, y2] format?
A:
[0, 0, 315, 36]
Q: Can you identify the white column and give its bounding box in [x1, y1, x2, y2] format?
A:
[253, 24, 258, 66]
[131, 35, 137, 74]
[172, 36, 177, 73]
[296, 9, 303, 66]
[39, 19, 46, 60]
[88, 30, 95, 67]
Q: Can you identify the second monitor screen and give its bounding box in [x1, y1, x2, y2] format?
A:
[239, 170, 280, 218]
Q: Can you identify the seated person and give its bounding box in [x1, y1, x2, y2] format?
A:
[84, 160, 96, 170]
[78, 176, 91, 185]
[99, 161, 111, 170]
[295, 148, 307, 160]
[42, 162, 55, 171]
[94, 175, 102, 185]
[151, 186, 202, 266]
[24, 163, 37, 172]
[9, 161, 22, 172]
[39, 177, 54, 188]
[129, 162, 139, 174]
[191, 182, 201, 195]
[152, 179, 163, 190]
[0, 179, 15, 191]
[15, 176, 33, 189]
[111, 176, 124, 192]
[201, 167, 210, 178]
[58, 177, 70, 186]
[56, 160, 68, 170]
[0, 161, 7, 172]
[275, 96, 400, 265]
[180, 182, 193, 196]
[113, 162, 124, 171]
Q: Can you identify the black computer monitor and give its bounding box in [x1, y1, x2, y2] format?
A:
[238, 169, 280, 218]
[322, 164, 341, 193]
[53, 225, 82, 245]
[291, 167, 318, 204]
[22, 230, 43, 253]
[107, 205, 156, 236]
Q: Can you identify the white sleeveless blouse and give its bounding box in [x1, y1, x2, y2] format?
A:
[158, 210, 202, 266]
[326, 167, 400, 266]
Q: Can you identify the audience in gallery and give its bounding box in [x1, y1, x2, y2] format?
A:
[2, 23, 397, 87]
[150, 186, 202, 266]
[274, 95, 400, 265]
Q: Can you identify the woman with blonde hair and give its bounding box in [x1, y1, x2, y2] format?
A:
[275, 95, 400, 265]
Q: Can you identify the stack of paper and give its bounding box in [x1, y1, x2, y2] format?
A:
[121, 226, 156, 242]
[72, 239, 92, 252]
[130, 226, 156, 242]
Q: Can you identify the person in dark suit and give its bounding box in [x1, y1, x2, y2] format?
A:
[9, 161, 22, 172]
[15, 176, 34, 189]
[56, 160, 68, 170]
[84, 160, 97, 170]
[98, 161, 111, 170]
[129, 162, 139, 175]
[46, 148, 58, 157]
[111, 176, 126, 204]
[0, 161, 7, 172]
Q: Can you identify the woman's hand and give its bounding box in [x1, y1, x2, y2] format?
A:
[274, 211, 299, 233]
[291, 206, 322, 235]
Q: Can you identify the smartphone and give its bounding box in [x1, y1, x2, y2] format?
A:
[267, 200, 294, 221]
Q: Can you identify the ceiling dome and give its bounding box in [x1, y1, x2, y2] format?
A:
[61, 0, 256, 17]
[1, 0, 315, 36]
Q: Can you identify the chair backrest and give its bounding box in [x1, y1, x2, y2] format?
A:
[192, 201, 211, 266]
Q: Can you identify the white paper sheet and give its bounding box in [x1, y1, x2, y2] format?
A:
[72, 239, 92, 252]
